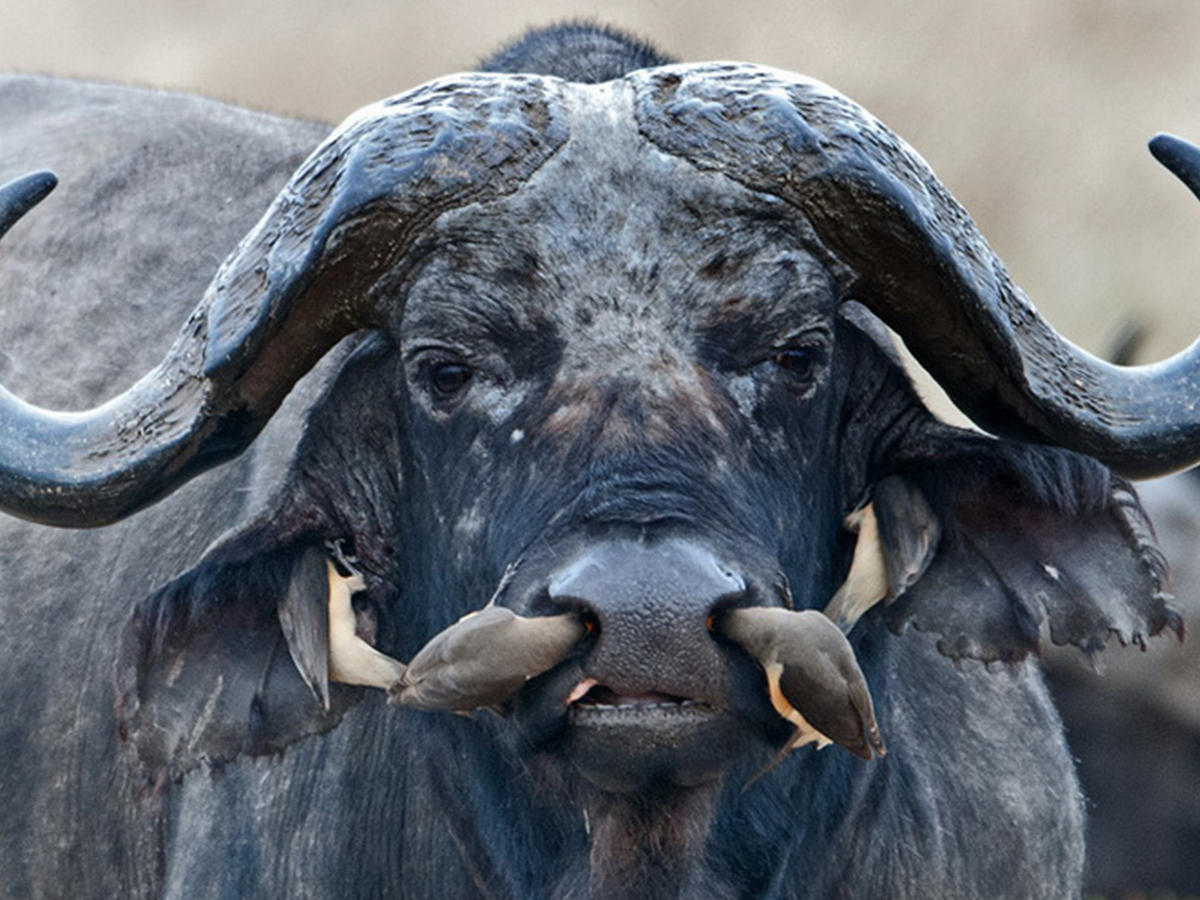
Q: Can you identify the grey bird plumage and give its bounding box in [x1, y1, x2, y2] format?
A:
[719, 607, 885, 773]
[391, 607, 585, 712]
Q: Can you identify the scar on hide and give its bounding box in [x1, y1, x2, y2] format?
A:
[184, 674, 225, 758]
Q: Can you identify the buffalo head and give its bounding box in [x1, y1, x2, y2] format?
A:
[1, 50, 1197, 891]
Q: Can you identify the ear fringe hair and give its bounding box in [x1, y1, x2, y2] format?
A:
[896, 425, 1112, 520]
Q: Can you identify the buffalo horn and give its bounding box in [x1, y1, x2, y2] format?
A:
[1150, 133, 1200, 202]
[635, 66, 1200, 478]
[0, 171, 56, 241]
[0, 74, 564, 526]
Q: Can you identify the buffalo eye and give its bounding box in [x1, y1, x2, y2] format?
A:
[428, 361, 474, 399]
[772, 347, 821, 382]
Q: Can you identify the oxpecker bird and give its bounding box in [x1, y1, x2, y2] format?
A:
[391, 607, 586, 712]
[276, 545, 408, 709]
[824, 475, 940, 633]
[719, 607, 885, 780]
[325, 560, 409, 691]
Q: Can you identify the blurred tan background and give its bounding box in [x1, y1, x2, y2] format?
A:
[3, 0, 1200, 366]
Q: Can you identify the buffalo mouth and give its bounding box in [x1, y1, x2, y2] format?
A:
[557, 677, 747, 794]
[568, 679, 710, 715]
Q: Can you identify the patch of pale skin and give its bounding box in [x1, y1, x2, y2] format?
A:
[566, 677, 599, 705]
[453, 497, 487, 541]
[326, 561, 407, 692]
[823, 503, 888, 633]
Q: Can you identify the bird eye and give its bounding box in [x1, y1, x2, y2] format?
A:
[428, 361, 474, 399]
[772, 347, 820, 381]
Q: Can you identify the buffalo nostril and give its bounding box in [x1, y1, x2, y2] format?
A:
[542, 537, 754, 702]
[547, 538, 747, 613]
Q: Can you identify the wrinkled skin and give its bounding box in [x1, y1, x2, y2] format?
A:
[6, 26, 1181, 896]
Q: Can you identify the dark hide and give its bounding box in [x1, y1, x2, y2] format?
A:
[116, 542, 358, 782]
[0, 73, 331, 897]
[116, 334, 409, 782]
[0, 25, 1182, 900]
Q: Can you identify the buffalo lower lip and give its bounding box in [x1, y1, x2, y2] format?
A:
[564, 702, 742, 793]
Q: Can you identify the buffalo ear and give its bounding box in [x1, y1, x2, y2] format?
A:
[858, 437, 1180, 663]
[871, 475, 941, 599]
[277, 545, 332, 711]
[116, 541, 362, 784]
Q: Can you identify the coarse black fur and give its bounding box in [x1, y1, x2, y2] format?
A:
[481, 21, 674, 83]
[0, 23, 1181, 900]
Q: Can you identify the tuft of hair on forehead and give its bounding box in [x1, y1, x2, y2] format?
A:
[479, 21, 675, 84]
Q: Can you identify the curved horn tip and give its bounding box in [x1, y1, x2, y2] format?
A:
[1, 169, 58, 208]
[1148, 133, 1200, 200]
[0, 170, 58, 240]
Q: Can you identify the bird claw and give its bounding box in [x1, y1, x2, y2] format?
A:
[325, 538, 363, 580]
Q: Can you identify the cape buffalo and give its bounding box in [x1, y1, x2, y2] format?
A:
[1, 24, 1198, 899]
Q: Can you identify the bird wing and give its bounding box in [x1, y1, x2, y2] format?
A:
[775, 612, 885, 760]
[763, 661, 833, 751]
[825, 475, 941, 634]
[397, 608, 583, 711]
[824, 503, 888, 632]
[276, 546, 331, 709]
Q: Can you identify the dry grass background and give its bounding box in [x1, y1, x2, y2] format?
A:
[4, 0, 1200, 368]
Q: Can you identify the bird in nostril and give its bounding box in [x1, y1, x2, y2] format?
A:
[390, 606, 588, 713]
[716, 607, 885, 785]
